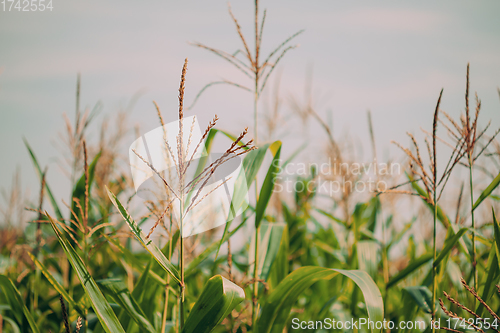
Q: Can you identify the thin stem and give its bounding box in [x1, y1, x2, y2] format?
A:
[469, 158, 477, 307]
[252, 1, 261, 328]
[431, 89, 442, 333]
[179, 198, 185, 330]
[252, 224, 260, 328]
[161, 284, 169, 333]
[251, 84, 261, 329]
[432, 189, 438, 333]
[162, 216, 173, 333]
[83, 141, 89, 333]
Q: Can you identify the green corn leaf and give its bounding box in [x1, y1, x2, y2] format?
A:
[408, 173, 450, 228]
[98, 279, 156, 333]
[408, 173, 471, 255]
[258, 267, 384, 333]
[106, 187, 181, 285]
[209, 127, 269, 186]
[492, 209, 500, 261]
[476, 209, 500, 315]
[186, 215, 248, 277]
[2, 316, 21, 333]
[387, 254, 433, 289]
[0, 275, 40, 333]
[472, 172, 500, 211]
[314, 239, 346, 264]
[133, 259, 152, 299]
[249, 222, 286, 284]
[477, 245, 499, 316]
[47, 214, 126, 333]
[357, 240, 380, 279]
[243, 141, 274, 188]
[255, 141, 282, 228]
[71, 151, 101, 221]
[210, 133, 275, 258]
[387, 220, 413, 250]
[315, 207, 345, 226]
[104, 234, 168, 287]
[268, 225, 289, 289]
[182, 275, 245, 333]
[403, 286, 433, 314]
[215, 144, 266, 258]
[433, 228, 469, 268]
[28, 252, 85, 316]
[23, 138, 63, 221]
[446, 260, 464, 291]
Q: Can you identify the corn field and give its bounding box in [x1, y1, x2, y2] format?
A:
[1, 1, 500, 333]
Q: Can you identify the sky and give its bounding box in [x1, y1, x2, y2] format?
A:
[1, 0, 500, 213]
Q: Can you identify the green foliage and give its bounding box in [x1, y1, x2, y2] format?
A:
[182, 275, 245, 333]
[3, 18, 500, 333]
[106, 187, 181, 285]
[48, 214, 126, 333]
[258, 267, 384, 333]
[0, 275, 40, 333]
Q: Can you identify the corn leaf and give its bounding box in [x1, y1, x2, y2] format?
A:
[249, 222, 286, 284]
[28, 252, 85, 316]
[47, 214, 126, 333]
[182, 275, 245, 333]
[433, 228, 469, 268]
[0, 275, 40, 333]
[268, 225, 289, 289]
[387, 254, 433, 289]
[106, 187, 181, 285]
[23, 138, 63, 220]
[98, 279, 156, 333]
[104, 234, 168, 286]
[258, 267, 384, 333]
[403, 286, 433, 314]
[71, 151, 101, 221]
[255, 141, 282, 228]
[476, 209, 500, 315]
[472, 172, 500, 211]
[357, 240, 380, 279]
[2, 316, 21, 333]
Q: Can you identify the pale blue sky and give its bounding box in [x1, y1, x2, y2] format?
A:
[1, 0, 500, 209]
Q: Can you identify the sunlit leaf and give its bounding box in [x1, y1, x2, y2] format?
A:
[182, 275, 245, 333]
[258, 267, 384, 333]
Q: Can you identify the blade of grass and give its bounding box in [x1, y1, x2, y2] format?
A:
[28, 252, 85, 316]
[181, 275, 245, 333]
[0, 275, 40, 333]
[387, 254, 433, 289]
[106, 187, 181, 285]
[472, 172, 500, 210]
[433, 228, 469, 268]
[403, 286, 433, 314]
[98, 279, 156, 333]
[23, 138, 63, 220]
[47, 214, 126, 333]
[255, 141, 282, 229]
[258, 267, 384, 333]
